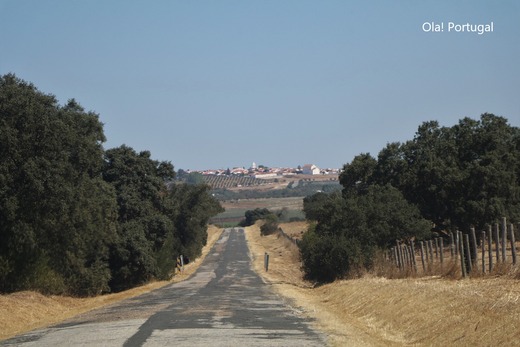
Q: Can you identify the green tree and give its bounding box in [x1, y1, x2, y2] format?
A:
[339, 153, 377, 195]
[186, 172, 204, 185]
[241, 208, 272, 226]
[303, 192, 331, 221]
[103, 145, 177, 291]
[0, 74, 117, 295]
[169, 183, 224, 259]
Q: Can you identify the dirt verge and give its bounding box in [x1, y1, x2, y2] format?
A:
[244, 223, 520, 346]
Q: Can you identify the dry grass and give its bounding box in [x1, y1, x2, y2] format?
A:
[0, 225, 223, 341]
[279, 221, 309, 240]
[245, 222, 520, 346]
[221, 197, 304, 211]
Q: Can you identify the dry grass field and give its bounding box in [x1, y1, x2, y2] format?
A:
[279, 221, 309, 239]
[220, 196, 304, 211]
[0, 225, 223, 341]
[214, 197, 306, 226]
[245, 222, 520, 346]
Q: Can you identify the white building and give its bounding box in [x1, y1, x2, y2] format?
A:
[302, 164, 320, 175]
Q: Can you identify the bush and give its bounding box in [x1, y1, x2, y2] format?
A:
[299, 225, 370, 282]
[260, 214, 279, 236]
[240, 208, 272, 227]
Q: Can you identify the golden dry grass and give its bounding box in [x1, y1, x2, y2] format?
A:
[0, 225, 223, 341]
[245, 222, 520, 346]
[279, 221, 309, 240]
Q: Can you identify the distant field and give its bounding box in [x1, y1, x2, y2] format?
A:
[204, 174, 338, 190]
[211, 197, 305, 227]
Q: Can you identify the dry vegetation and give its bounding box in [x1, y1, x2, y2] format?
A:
[245, 222, 520, 346]
[220, 197, 304, 211]
[0, 225, 223, 341]
[279, 221, 309, 239]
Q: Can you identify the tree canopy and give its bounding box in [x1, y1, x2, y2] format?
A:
[350, 114, 520, 231]
[0, 74, 223, 295]
[301, 113, 519, 283]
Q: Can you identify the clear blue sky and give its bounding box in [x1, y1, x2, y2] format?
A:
[1, 1, 518, 170]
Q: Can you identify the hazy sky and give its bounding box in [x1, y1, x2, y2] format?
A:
[1, 1, 519, 170]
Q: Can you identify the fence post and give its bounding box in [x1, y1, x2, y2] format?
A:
[481, 230, 486, 274]
[396, 241, 403, 270]
[459, 231, 467, 278]
[455, 231, 460, 258]
[494, 223, 500, 263]
[428, 240, 434, 264]
[439, 239, 444, 269]
[487, 225, 493, 272]
[420, 241, 426, 273]
[410, 242, 417, 273]
[450, 232, 455, 258]
[464, 233, 472, 274]
[177, 255, 184, 273]
[502, 217, 507, 263]
[510, 223, 517, 265]
[407, 245, 412, 269]
[264, 252, 269, 272]
[470, 227, 478, 264]
[403, 245, 409, 269]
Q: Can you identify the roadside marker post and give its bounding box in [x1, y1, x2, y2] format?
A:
[264, 252, 269, 272]
[177, 255, 184, 273]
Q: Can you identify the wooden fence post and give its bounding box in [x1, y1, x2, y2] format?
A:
[455, 231, 460, 258]
[494, 223, 500, 263]
[397, 241, 404, 270]
[450, 232, 455, 258]
[510, 223, 517, 265]
[464, 233, 472, 273]
[406, 245, 413, 269]
[459, 231, 467, 278]
[428, 240, 434, 264]
[439, 239, 444, 268]
[434, 238, 439, 259]
[487, 225, 493, 272]
[393, 247, 399, 268]
[395, 242, 401, 269]
[410, 242, 417, 273]
[403, 245, 410, 269]
[470, 227, 478, 264]
[420, 241, 426, 273]
[481, 230, 486, 274]
[502, 217, 507, 263]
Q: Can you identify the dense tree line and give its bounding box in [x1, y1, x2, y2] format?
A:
[0, 74, 223, 295]
[300, 113, 519, 282]
[341, 114, 520, 231]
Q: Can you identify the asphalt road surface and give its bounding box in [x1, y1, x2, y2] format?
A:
[2, 228, 325, 346]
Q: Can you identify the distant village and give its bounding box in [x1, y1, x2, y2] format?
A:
[186, 163, 341, 179]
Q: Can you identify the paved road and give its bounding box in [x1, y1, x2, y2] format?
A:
[2, 228, 325, 346]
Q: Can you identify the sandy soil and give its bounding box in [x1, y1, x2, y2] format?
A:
[244, 223, 520, 346]
[0, 225, 223, 341]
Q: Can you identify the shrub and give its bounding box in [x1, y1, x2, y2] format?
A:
[299, 225, 370, 282]
[260, 213, 279, 236]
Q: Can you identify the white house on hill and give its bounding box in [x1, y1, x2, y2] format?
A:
[302, 164, 320, 175]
